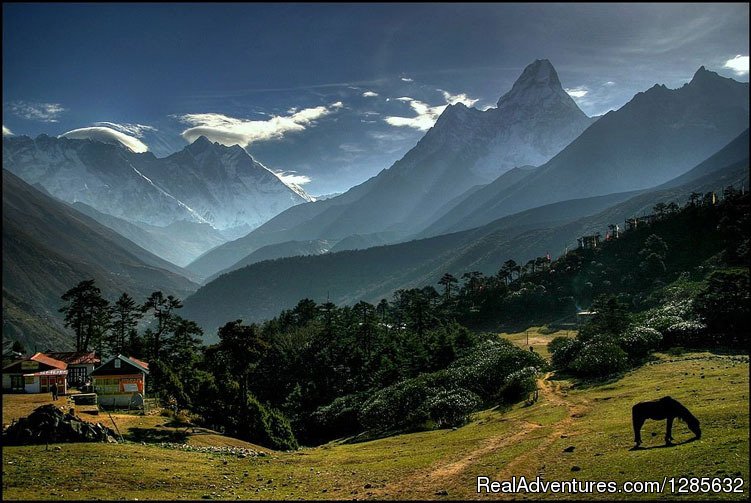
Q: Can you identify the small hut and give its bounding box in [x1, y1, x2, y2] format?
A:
[90, 355, 149, 408]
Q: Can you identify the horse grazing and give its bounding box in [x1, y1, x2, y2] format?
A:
[632, 396, 701, 447]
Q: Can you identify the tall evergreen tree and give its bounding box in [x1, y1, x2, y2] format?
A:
[108, 293, 142, 356]
[59, 279, 110, 352]
[142, 291, 183, 360]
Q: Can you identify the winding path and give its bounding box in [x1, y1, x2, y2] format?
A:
[370, 372, 590, 499]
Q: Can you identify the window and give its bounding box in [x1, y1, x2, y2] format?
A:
[114, 359, 121, 368]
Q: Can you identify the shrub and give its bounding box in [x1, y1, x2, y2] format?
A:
[570, 341, 628, 378]
[420, 388, 482, 428]
[447, 339, 546, 399]
[643, 314, 684, 334]
[308, 393, 367, 442]
[663, 321, 708, 348]
[499, 366, 538, 402]
[235, 393, 298, 451]
[548, 337, 583, 370]
[358, 340, 547, 434]
[148, 360, 191, 409]
[359, 377, 434, 432]
[617, 326, 662, 359]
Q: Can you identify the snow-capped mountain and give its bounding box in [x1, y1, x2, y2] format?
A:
[2, 134, 314, 235]
[472, 59, 596, 179]
[186, 59, 596, 278]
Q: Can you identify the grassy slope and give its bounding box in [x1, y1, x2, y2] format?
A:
[2, 338, 748, 500]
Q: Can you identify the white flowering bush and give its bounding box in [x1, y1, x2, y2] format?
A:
[571, 341, 628, 378]
[499, 366, 538, 402]
[549, 337, 583, 370]
[358, 339, 547, 433]
[618, 326, 662, 359]
[663, 320, 708, 347]
[420, 388, 482, 428]
[448, 339, 546, 398]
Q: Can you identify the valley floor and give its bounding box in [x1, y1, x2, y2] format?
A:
[2, 347, 748, 500]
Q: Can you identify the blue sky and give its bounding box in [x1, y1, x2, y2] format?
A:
[3, 3, 749, 194]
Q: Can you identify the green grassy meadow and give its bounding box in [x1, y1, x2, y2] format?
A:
[2, 334, 748, 501]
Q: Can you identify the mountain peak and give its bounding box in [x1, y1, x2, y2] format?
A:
[515, 59, 561, 88]
[688, 65, 722, 87]
[496, 59, 586, 118]
[190, 135, 214, 148]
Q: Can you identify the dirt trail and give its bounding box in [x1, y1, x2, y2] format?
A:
[370, 372, 589, 499]
[495, 373, 589, 487]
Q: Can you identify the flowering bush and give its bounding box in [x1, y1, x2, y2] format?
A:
[499, 366, 538, 402]
[618, 326, 662, 359]
[548, 337, 583, 370]
[420, 388, 482, 428]
[663, 320, 708, 348]
[570, 341, 628, 378]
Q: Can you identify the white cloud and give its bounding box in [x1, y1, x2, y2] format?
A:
[565, 87, 589, 98]
[385, 99, 447, 131]
[440, 90, 479, 107]
[724, 55, 749, 76]
[2, 125, 13, 136]
[339, 143, 366, 153]
[8, 101, 66, 122]
[59, 126, 149, 153]
[362, 91, 379, 97]
[384, 89, 480, 131]
[400, 77, 414, 82]
[177, 102, 342, 147]
[273, 171, 311, 186]
[603, 81, 616, 86]
[93, 122, 157, 138]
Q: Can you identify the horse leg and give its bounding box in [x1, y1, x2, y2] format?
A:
[665, 416, 674, 445]
[632, 410, 644, 446]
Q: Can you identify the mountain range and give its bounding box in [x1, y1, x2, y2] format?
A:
[2, 134, 314, 265]
[187, 59, 597, 279]
[186, 64, 748, 281]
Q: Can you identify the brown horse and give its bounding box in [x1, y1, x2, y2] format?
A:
[632, 396, 701, 447]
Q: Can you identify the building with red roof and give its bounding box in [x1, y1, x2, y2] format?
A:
[2, 353, 68, 394]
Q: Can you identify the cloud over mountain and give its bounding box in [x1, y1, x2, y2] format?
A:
[384, 91, 479, 131]
[724, 55, 749, 75]
[59, 126, 149, 153]
[178, 102, 343, 147]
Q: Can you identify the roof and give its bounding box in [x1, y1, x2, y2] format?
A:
[24, 369, 68, 377]
[43, 351, 100, 365]
[128, 356, 149, 370]
[90, 354, 150, 376]
[29, 353, 67, 370]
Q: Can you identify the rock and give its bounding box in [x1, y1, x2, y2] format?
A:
[571, 466, 581, 472]
[563, 446, 575, 452]
[364, 484, 372, 489]
[435, 490, 449, 496]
